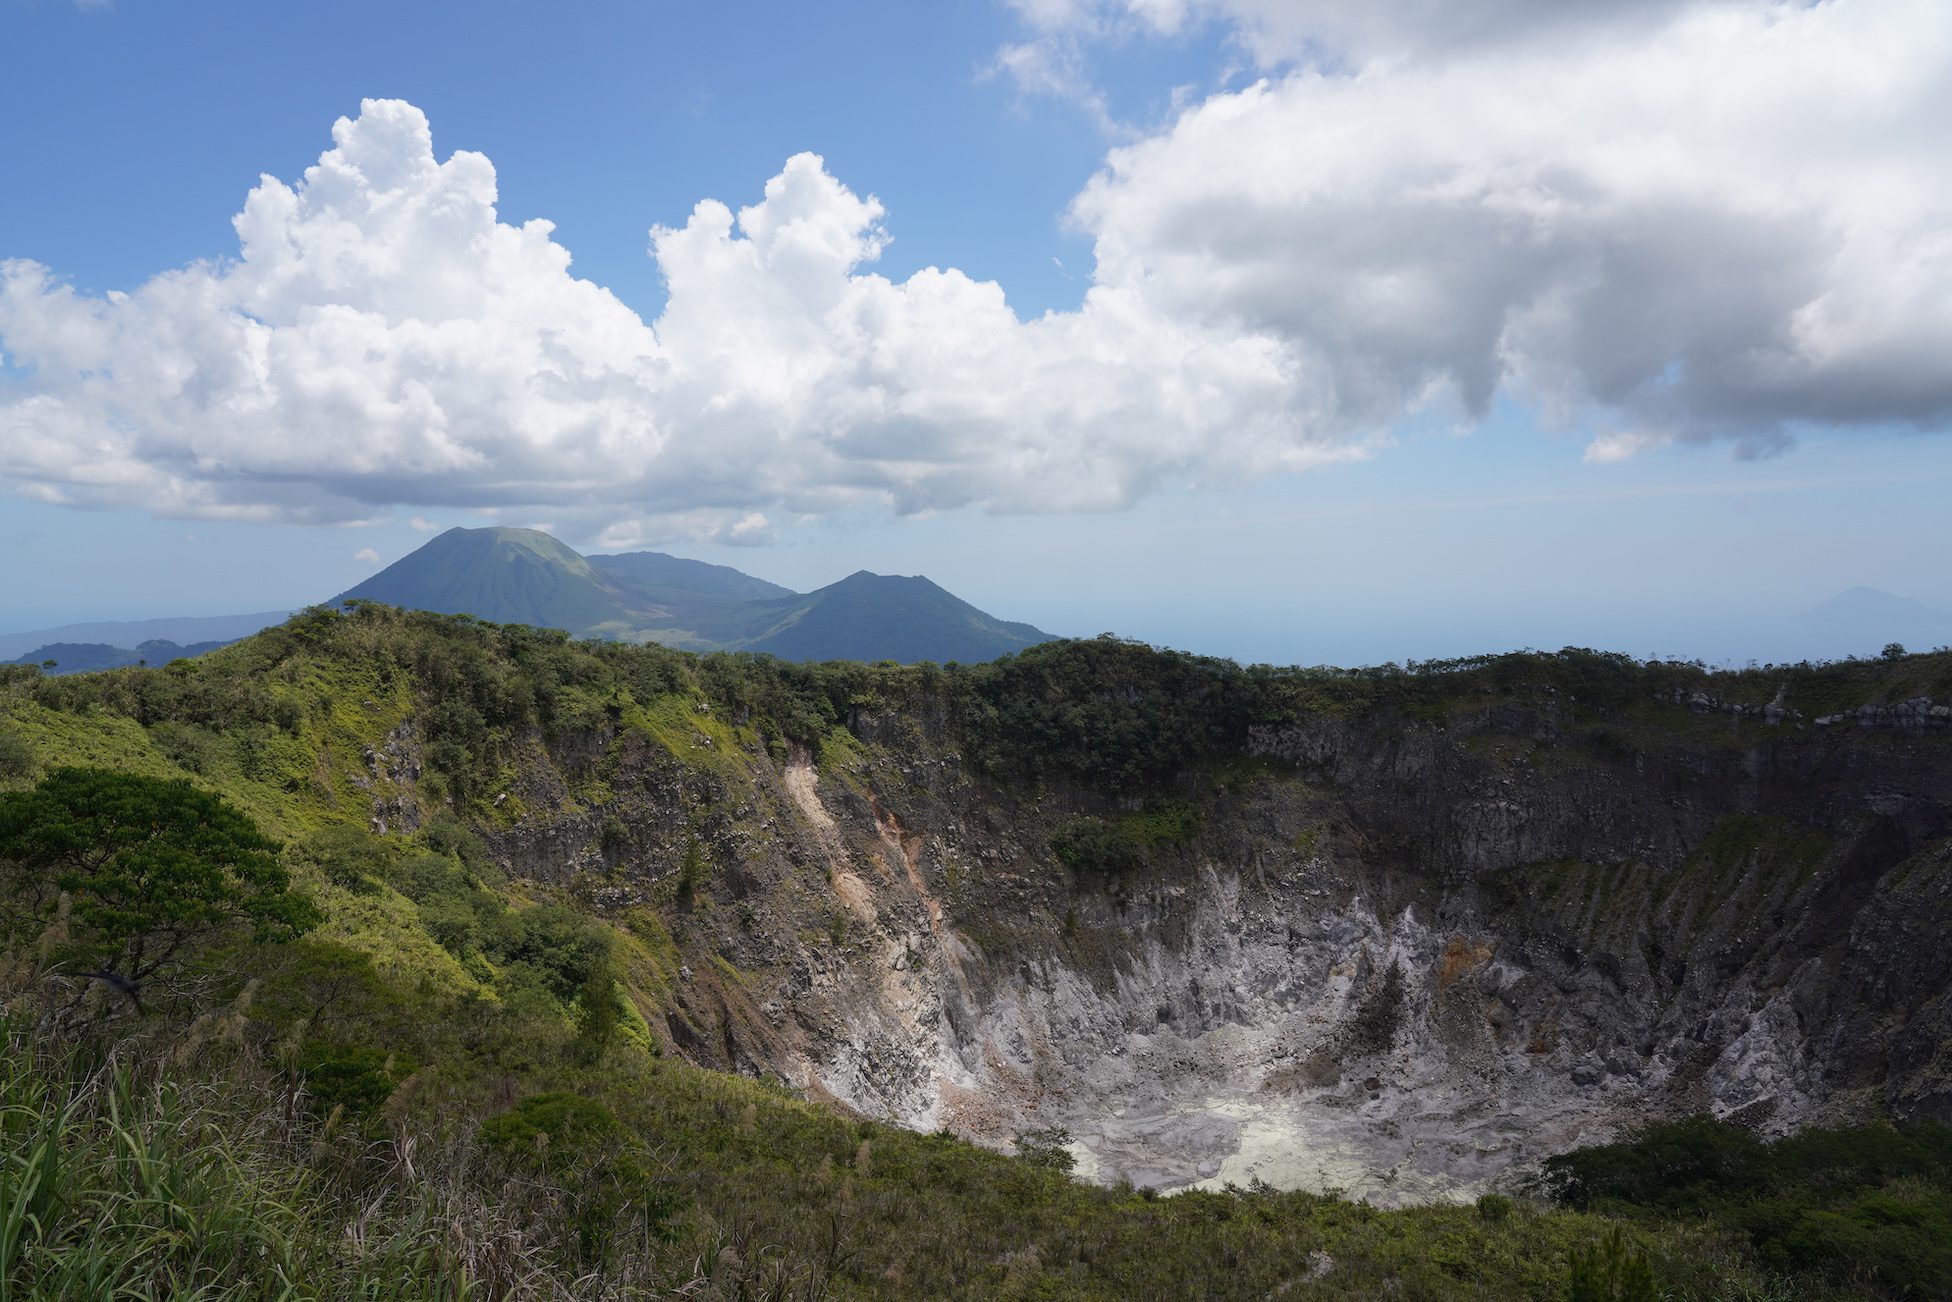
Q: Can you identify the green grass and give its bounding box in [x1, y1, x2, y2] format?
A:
[308, 877, 487, 998]
[620, 692, 757, 783]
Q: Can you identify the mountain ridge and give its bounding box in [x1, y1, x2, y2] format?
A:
[329, 526, 1053, 663]
[0, 611, 292, 663]
[1799, 585, 1952, 654]
[724, 570, 1055, 664]
[588, 549, 796, 603]
[9, 638, 234, 674]
[1803, 584, 1951, 624]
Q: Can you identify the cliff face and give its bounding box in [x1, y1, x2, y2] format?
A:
[470, 665, 1952, 1203]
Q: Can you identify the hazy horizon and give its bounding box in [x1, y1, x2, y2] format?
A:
[5, 519, 1946, 672]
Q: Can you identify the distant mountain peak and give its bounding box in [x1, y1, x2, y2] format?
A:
[833, 569, 931, 587]
[10, 637, 233, 675]
[1799, 587, 1952, 653]
[1804, 586, 1949, 622]
[0, 611, 292, 665]
[731, 568, 1048, 663]
[331, 526, 623, 633]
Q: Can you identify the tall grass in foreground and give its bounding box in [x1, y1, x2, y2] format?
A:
[1, 1040, 307, 1300]
[0, 1014, 694, 1300]
[0, 1006, 1817, 1302]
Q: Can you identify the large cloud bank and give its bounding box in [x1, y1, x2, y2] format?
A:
[1057, 0, 1952, 460]
[4, 0, 1949, 537]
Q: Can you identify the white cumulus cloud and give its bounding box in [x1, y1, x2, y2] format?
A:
[1065, 0, 1952, 458]
[353, 547, 381, 564]
[0, 99, 1317, 534]
[1, 101, 667, 525]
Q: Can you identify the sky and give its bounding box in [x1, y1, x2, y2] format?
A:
[2, 0, 1949, 666]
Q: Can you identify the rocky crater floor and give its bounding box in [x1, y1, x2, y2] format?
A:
[480, 669, 1952, 1204]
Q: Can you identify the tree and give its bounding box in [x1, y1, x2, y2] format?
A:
[292, 823, 392, 893]
[0, 767, 319, 985]
[571, 958, 626, 1064]
[675, 832, 706, 907]
[251, 938, 401, 1038]
[1882, 642, 1907, 661]
[0, 729, 31, 782]
[1014, 1126, 1077, 1174]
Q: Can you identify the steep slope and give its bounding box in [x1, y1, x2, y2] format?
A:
[332, 527, 633, 632]
[486, 637, 1952, 1199]
[5, 613, 1949, 1297]
[723, 571, 1054, 663]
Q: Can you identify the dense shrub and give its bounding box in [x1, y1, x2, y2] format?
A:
[479, 1090, 623, 1155]
[1050, 817, 1146, 874]
[1546, 1115, 1952, 1297]
[484, 905, 612, 1003]
[249, 938, 403, 1041]
[0, 728, 31, 782]
[390, 850, 501, 960]
[1015, 1126, 1078, 1174]
[1548, 1115, 1770, 1214]
[298, 1042, 413, 1119]
[1567, 1228, 1659, 1301]
[292, 824, 394, 894]
[958, 636, 1257, 791]
[1051, 799, 1205, 875]
[419, 809, 490, 873]
[147, 719, 221, 774]
[480, 1091, 684, 1261]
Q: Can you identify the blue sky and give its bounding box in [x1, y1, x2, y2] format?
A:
[3, 0, 1949, 665]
